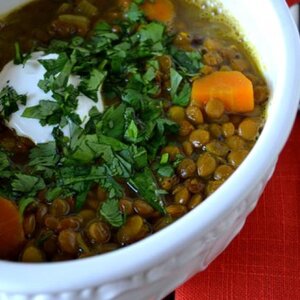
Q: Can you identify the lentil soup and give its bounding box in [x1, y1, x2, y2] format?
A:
[0, 0, 269, 262]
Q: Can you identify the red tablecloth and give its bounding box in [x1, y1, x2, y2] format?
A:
[287, 0, 300, 6]
[176, 116, 300, 299]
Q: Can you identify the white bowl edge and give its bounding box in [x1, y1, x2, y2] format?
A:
[0, 0, 300, 298]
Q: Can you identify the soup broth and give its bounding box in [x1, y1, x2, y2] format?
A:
[0, 0, 269, 262]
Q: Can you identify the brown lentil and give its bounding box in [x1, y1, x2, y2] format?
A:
[168, 106, 186, 123]
[254, 85, 269, 104]
[209, 124, 223, 138]
[222, 122, 235, 137]
[97, 243, 120, 254]
[182, 141, 194, 156]
[205, 99, 225, 119]
[43, 235, 58, 256]
[228, 150, 249, 168]
[86, 221, 111, 244]
[44, 215, 59, 231]
[203, 51, 223, 66]
[96, 186, 107, 202]
[186, 105, 204, 125]
[174, 186, 191, 205]
[188, 194, 203, 210]
[206, 140, 229, 157]
[206, 180, 224, 196]
[23, 214, 36, 238]
[133, 199, 155, 217]
[153, 216, 173, 232]
[238, 118, 260, 141]
[226, 135, 247, 150]
[197, 153, 217, 178]
[166, 204, 187, 218]
[161, 145, 181, 161]
[184, 177, 205, 194]
[117, 215, 144, 245]
[35, 203, 48, 224]
[189, 129, 210, 148]
[50, 198, 70, 217]
[214, 165, 234, 180]
[203, 38, 221, 50]
[119, 198, 134, 215]
[57, 216, 82, 232]
[21, 246, 45, 263]
[159, 176, 178, 191]
[230, 57, 249, 72]
[78, 209, 96, 226]
[177, 158, 196, 179]
[58, 229, 78, 255]
[179, 120, 195, 137]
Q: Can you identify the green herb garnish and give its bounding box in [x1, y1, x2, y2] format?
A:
[0, 0, 203, 227]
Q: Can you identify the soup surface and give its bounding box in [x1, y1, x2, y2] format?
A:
[0, 0, 269, 262]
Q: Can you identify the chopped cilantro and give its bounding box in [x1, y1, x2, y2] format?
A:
[160, 153, 169, 164]
[0, 150, 10, 172]
[157, 165, 174, 177]
[124, 120, 139, 143]
[0, 7, 204, 228]
[170, 47, 202, 75]
[12, 174, 45, 195]
[0, 86, 27, 119]
[129, 167, 166, 214]
[38, 53, 69, 77]
[170, 68, 183, 98]
[79, 69, 107, 102]
[126, 2, 144, 22]
[172, 81, 191, 107]
[100, 199, 124, 228]
[18, 197, 36, 216]
[14, 42, 31, 65]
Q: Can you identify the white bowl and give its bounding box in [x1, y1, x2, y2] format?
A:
[0, 1, 300, 299]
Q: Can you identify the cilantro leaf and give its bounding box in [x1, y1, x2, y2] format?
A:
[100, 199, 124, 227]
[170, 68, 183, 98]
[126, 2, 144, 22]
[22, 100, 60, 125]
[79, 69, 107, 102]
[0, 150, 10, 172]
[0, 86, 27, 119]
[12, 174, 45, 195]
[18, 197, 36, 215]
[139, 23, 165, 45]
[157, 165, 174, 177]
[170, 47, 202, 75]
[96, 104, 126, 138]
[173, 81, 191, 107]
[38, 53, 69, 77]
[28, 142, 59, 178]
[129, 167, 165, 214]
[14, 42, 31, 65]
[124, 120, 139, 143]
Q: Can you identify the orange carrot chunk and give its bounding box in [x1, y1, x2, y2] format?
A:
[0, 197, 25, 260]
[141, 0, 175, 23]
[191, 71, 254, 113]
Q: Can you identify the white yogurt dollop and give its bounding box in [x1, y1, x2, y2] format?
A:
[0, 52, 104, 144]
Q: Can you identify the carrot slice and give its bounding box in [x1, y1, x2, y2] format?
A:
[0, 197, 24, 260]
[141, 0, 175, 23]
[191, 71, 254, 113]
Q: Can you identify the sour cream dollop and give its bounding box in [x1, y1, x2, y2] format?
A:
[0, 52, 104, 144]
